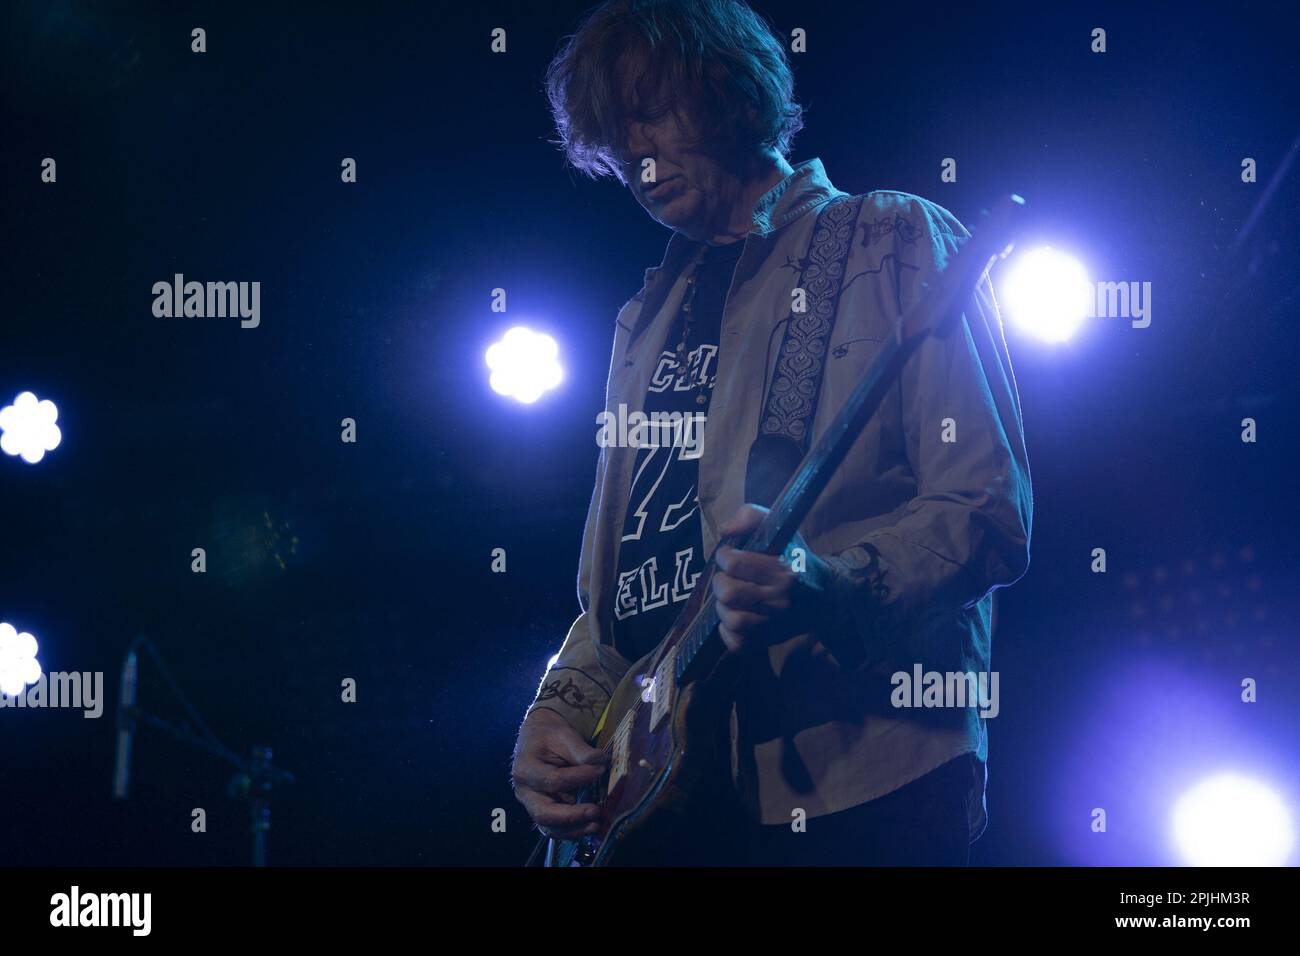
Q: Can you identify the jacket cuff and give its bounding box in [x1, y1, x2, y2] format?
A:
[525, 666, 611, 740]
[813, 541, 902, 669]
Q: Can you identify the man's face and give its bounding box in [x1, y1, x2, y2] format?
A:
[608, 57, 743, 243]
[615, 109, 733, 241]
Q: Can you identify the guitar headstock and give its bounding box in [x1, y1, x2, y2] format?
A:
[899, 193, 1025, 341]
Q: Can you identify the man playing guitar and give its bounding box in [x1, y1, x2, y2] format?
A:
[511, 0, 1032, 866]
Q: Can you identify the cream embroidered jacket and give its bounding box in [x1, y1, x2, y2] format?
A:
[526, 158, 1032, 828]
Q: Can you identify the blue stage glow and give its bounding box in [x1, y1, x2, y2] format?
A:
[1051, 657, 1299, 866]
[485, 327, 563, 404]
[1172, 773, 1295, 866]
[999, 246, 1091, 343]
[0, 391, 63, 464]
[0, 622, 42, 697]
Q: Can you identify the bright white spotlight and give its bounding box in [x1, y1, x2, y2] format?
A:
[0, 391, 63, 464]
[485, 327, 563, 404]
[1172, 773, 1295, 866]
[547, 653, 560, 669]
[0, 622, 42, 697]
[1000, 246, 1091, 343]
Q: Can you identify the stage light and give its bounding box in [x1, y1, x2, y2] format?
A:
[0, 391, 63, 464]
[485, 327, 563, 404]
[1172, 773, 1295, 866]
[547, 653, 560, 669]
[0, 622, 42, 697]
[999, 246, 1091, 343]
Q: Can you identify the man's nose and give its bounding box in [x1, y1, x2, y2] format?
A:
[622, 122, 655, 165]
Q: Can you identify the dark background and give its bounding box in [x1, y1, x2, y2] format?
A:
[2, 0, 1297, 866]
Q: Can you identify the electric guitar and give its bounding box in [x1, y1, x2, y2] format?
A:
[544, 195, 1025, 866]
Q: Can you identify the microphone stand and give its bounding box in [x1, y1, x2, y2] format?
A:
[113, 635, 294, 867]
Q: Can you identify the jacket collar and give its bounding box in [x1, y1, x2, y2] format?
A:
[629, 158, 840, 342]
[749, 157, 839, 236]
[656, 156, 837, 266]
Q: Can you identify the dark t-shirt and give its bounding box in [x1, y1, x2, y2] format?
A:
[610, 238, 745, 663]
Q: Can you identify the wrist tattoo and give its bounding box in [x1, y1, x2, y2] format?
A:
[536, 675, 602, 716]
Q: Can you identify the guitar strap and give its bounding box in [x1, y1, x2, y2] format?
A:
[745, 194, 865, 506]
[594, 197, 863, 742]
[732, 196, 866, 810]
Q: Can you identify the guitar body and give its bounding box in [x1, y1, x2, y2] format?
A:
[548, 566, 743, 867]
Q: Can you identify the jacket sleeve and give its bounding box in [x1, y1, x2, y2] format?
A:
[522, 328, 633, 740]
[812, 196, 1033, 670]
[525, 609, 624, 740]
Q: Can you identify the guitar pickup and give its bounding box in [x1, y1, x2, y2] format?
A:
[608, 712, 634, 792]
[649, 650, 674, 732]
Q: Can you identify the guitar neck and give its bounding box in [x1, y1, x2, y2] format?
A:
[671, 193, 1020, 686]
[746, 330, 912, 557]
[674, 330, 915, 684]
